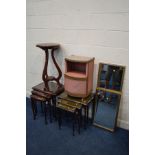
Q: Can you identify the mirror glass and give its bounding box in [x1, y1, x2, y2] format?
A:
[94, 91, 121, 131]
[97, 64, 124, 91]
[93, 63, 125, 131]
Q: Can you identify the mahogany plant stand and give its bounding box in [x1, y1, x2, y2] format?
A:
[30, 43, 64, 124]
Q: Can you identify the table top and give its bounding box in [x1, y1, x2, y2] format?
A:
[65, 55, 95, 63]
[56, 103, 77, 113]
[58, 91, 94, 106]
[57, 99, 82, 110]
[32, 81, 64, 96]
[36, 43, 60, 50]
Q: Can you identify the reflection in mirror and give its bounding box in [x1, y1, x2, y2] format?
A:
[93, 63, 125, 132]
[97, 64, 124, 91]
[94, 90, 121, 131]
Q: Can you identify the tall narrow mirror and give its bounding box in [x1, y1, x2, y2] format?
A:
[93, 63, 125, 132]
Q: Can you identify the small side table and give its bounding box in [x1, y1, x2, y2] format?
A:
[30, 92, 51, 124]
[32, 81, 64, 118]
[57, 92, 95, 129]
[56, 99, 82, 136]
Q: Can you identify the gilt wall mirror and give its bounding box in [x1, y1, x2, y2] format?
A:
[93, 63, 125, 132]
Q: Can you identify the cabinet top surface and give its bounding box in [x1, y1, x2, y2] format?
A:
[36, 43, 60, 49]
[58, 91, 94, 105]
[65, 55, 95, 63]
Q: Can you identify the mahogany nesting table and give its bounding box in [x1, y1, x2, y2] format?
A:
[30, 43, 64, 124]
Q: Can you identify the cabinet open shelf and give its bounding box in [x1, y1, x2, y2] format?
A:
[66, 61, 86, 74]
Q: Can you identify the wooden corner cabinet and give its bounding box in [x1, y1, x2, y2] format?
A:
[64, 55, 95, 98]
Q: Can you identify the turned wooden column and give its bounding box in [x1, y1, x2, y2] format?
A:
[36, 43, 62, 88]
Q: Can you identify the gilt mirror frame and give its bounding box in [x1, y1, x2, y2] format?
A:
[93, 62, 126, 132]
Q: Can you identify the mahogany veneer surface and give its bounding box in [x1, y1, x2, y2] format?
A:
[36, 43, 60, 50]
[32, 81, 64, 96]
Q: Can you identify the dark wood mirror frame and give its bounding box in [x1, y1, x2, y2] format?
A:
[93, 62, 125, 132]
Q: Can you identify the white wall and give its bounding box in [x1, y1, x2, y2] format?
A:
[26, 0, 129, 129]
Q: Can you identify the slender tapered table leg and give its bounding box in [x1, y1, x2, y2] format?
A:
[44, 102, 48, 124]
[31, 97, 36, 120]
[48, 100, 52, 123]
[58, 109, 62, 129]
